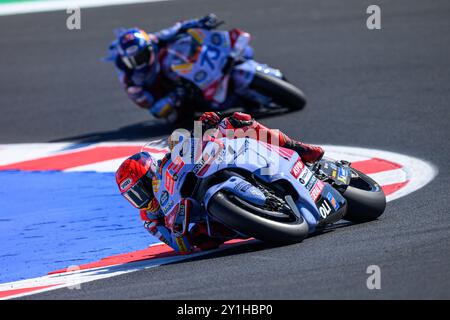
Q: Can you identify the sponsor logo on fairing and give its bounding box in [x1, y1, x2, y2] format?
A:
[211, 33, 223, 46]
[306, 176, 318, 191]
[337, 167, 347, 183]
[319, 200, 332, 219]
[299, 167, 313, 186]
[290, 158, 305, 179]
[310, 180, 325, 202]
[161, 200, 174, 215]
[235, 181, 252, 192]
[326, 192, 340, 210]
[194, 70, 207, 83]
[192, 159, 206, 174]
[324, 162, 337, 171]
[160, 191, 169, 206]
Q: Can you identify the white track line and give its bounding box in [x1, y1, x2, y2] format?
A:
[0, 143, 72, 165]
[367, 168, 407, 186]
[322, 145, 438, 202]
[0, 0, 171, 16]
[0, 243, 246, 300]
[65, 158, 131, 172]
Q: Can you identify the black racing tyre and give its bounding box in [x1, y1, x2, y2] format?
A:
[207, 192, 309, 244]
[248, 71, 307, 111]
[342, 168, 387, 223]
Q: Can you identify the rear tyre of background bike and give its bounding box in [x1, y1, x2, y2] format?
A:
[342, 169, 387, 223]
[248, 71, 307, 111]
[207, 192, 309, 244]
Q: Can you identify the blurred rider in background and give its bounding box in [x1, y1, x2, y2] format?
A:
[106, 14, 221, 123]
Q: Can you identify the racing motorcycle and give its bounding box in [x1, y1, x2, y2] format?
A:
[149, 137, 386, 244]
[169, 25, 307, 121]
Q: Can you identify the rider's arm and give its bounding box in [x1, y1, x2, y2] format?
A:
[154, 13, 219, 44]
[141, 209, 194, 254]
[115, 61, 155, 109]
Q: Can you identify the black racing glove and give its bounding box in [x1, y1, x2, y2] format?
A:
[198, 13, 222, 30]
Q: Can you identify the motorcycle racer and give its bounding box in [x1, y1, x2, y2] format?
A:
[106, 14, 225, 123]
[115, 112, 324, 254]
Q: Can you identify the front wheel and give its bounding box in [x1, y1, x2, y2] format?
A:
[248, 71, 307, 111]
[342, 168, 387, 223]
[207, 191, 309, 244]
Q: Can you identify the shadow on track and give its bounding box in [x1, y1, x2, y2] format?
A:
[50, 121, 174, 144]
[159, 221, 355, 267]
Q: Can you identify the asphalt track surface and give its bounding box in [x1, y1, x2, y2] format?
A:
[1, 0, 449, 299]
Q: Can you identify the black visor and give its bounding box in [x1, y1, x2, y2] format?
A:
[134, 47, 151, 67]
[122, 176, 154, 209]
[122, 46, 152, 69]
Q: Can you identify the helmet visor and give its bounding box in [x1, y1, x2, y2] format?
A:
[134, 47, 151, 68]
[122, 176, 154, 209]
[121, 46, 153, 69]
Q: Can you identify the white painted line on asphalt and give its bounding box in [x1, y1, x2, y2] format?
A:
[0, 0, 171, 16]
[0, 242, 247, 300]
[367, 168, 407, 187]
[323, 145, 438, 202]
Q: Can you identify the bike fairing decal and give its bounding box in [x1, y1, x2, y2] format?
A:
[0, 142, 437, 299]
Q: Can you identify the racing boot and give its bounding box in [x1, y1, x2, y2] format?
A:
[217, 112, 325, 163]
[248, 117, 324, 163]
[282, 137, 324, 163]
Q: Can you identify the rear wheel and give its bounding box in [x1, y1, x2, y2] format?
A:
[207, 190, 309, 244]
[342, 168, 387, 223]
[248, 71, 307, 111]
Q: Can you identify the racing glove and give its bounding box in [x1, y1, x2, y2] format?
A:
[174, 13, 221, 36]
[227, 112, 254, 128]
[198, 13, 221, 30]
[199, 111, 222, 131]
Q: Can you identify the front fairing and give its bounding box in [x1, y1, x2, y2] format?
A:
[168, 29, 231, 91]
[155, 137, 346, 233]
[185, 138, 323, 225]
